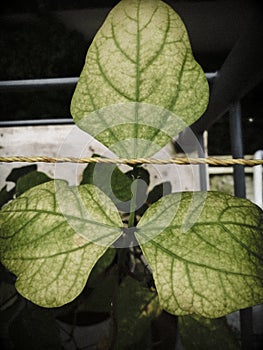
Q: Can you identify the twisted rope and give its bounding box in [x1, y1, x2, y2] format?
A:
[0, 156, 262, 166]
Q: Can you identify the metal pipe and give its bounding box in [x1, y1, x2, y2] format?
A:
[197, 132, 208, 191]
[0, 73, 216, 92]
[0, 77, 78, 91]
[253, 150, 263, 209]
[0, 119, 74, 127]
[229, 101, 254, 350]
[0, 73, 216, 128]
[229, 102, 246, 197]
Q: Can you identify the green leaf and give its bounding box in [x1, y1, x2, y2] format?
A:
[135, 180, 172, 225]
[0, 181, 122, 307]
[81, 161, 133, 204]
[115, 276, 160, 348]
[16, 170, 51, 196]
[126, 166, 150, 186]
[136, 191, 263, 317]
[0, 166, 46, 208]
[178, 314, 240, 350]
[6, 165, 37, 184]
[70, 0, 208, 157]
[147, 181, 172, 204]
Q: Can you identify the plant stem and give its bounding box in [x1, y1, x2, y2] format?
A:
[128, 168, 138, 229]
[110, 166, 140, 349]
[128, 203, 136, 228]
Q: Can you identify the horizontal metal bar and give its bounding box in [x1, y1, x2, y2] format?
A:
[208, 167, 253, 174]
[0, 77, 78, 91]
[0, 119, 74, 127]
[0, 72, 218, 127]
[0, 73, 217, 91]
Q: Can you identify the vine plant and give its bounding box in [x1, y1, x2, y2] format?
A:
[0, 0, 263, 349]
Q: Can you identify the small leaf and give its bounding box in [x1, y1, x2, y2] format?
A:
[16, 170, 51, 196]
[136, 180, 172, 222]
[6, 165, 37, 184]
[179, 314, 240, 350]
[126, 166, 150, 186]
[147, 181, 172, 204]
[81, 161, 133, 204]
[71, 0, 208, 157]
[136, 191, 263, 317]
[0, 181, 122, 307]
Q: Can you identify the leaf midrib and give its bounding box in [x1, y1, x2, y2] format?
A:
[0, 208, 121, 230]
[2, 229, 119, 260]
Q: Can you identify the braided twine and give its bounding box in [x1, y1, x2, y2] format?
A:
[0, 156, 262, 166]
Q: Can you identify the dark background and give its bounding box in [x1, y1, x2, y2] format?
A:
[0, 0, 262, 155]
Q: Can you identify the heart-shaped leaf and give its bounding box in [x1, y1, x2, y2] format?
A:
[81, 161, 133, 205]
[71, 0, 208, 157]
[16, 170, 51, 196]
[0, 181, 122, 307]
[136, 191, 263, 317]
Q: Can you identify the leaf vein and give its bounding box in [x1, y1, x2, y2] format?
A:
[144, 238, 261, 279]
[140, 7, 171, 74]
[95, 44, 134, 101]
[111, 23, 136, 64]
